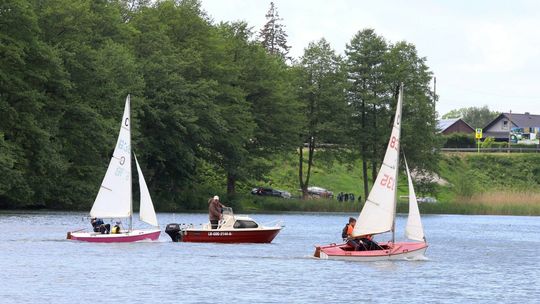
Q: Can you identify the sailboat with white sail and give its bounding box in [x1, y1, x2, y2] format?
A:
[314, 85, 428, 261]
[67, 95, 160, 242]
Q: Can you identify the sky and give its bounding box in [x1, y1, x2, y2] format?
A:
[200, 0, 540, 117]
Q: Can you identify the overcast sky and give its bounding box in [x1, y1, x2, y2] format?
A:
[200, 0, 540, 117]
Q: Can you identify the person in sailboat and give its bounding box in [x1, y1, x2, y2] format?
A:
[342, 217, 379, 251]
[342, 217, 363, 250]
[342, 217, 356, 240]
[91, 218, 110, 234]
[208, 195, 226, 229]
[358, 234, 379, 251]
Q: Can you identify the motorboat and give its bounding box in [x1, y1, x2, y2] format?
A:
[165, 208, 281, 243]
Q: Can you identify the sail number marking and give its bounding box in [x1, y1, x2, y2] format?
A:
[380, 174, 395, 190]
[389, 136, 398, 150]
[117, 139, 130, 153]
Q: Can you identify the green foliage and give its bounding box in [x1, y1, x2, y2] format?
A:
[344, 29, 439, 198]
[465, 154, 540, 189]
[258, 1, 290, 59]
[0, 0, 70, 207]
[0, 1, 440, 212]
[442, 106, 499, 129]
[481, 136, 495, 148]
[491, 142, 508, 148]
[295, 38, 348, 196]
[442, 133, 476, 148]
[453, 170, 479, 197]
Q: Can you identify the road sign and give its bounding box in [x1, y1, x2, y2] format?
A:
[475, 128, 482, 139]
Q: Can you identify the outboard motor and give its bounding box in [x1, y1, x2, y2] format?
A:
[165, 223, 182, 242]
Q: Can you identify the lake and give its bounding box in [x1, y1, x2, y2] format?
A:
[0, 211, 538, 303]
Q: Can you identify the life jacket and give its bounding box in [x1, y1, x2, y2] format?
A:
[341, 224, 349, 239]
[111, 225, 120, 234]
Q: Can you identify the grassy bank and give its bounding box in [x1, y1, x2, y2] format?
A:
[6, 152, 539, 216]
[238, 152, 540, 216]
[225, 193, 540, 216]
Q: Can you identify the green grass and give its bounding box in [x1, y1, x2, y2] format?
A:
[258, 152, 371, 199]
[244, 151, 540, 215]
[157, 150, 540, 215]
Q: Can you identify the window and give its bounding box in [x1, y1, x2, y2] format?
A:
[234, 220, 258, 229]
[502, 120, 508, 130]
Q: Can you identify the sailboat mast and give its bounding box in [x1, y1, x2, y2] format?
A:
[391, 84, 403, 244]
[128, 94, 133, 232]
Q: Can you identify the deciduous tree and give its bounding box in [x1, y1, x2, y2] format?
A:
[443, 106, 499, 129]
[295, 39, 348, 198]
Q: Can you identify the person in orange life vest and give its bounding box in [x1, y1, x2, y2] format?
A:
[342, 217, 364, 250]
[342, 217, 356, 240]
[208, 195, 226, 229]
[343, 217, 378, 251]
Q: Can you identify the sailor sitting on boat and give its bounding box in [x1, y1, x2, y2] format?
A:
[91, 218, 110, 234]
[342, 217, 378, 251]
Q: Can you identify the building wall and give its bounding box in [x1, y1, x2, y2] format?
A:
[441, 120, 474, 135]
[485, 117, 511, 133]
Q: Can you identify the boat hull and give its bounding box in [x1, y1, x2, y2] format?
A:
[315, 241, 428, 262]
[67, 229, 160, 243]
[180, 227, 281, 243]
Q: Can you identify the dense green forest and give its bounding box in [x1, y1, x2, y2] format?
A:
[0, 0, 437, 210]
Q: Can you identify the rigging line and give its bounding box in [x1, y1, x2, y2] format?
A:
[365, 199, 379, 206]
[100, 185, 112, 191]
[381, 162, 395, 169]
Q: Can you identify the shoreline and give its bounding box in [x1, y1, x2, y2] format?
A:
[1, 203, 538, 217]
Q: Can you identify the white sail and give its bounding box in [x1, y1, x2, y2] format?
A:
[90, 95, 132, 219]
[404, 158, 425, 242]
[134, 154, 159, 227]
[353, 86, 403, 237]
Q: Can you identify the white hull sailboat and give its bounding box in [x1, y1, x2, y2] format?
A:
[67, 95, 160, 242]
[315, 85, 428, 261]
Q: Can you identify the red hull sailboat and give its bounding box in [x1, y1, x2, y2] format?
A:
[67, 96, 160, 243]
[315, 85, 428, 261]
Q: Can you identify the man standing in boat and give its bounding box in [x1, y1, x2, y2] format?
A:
[208, 195, 226, 229]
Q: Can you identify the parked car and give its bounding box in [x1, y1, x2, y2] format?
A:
[417, 197, 437, 204]
[307, 186, 333, 198]
[251, 187, 291, 199]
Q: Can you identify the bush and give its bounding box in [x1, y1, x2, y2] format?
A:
[453, 170, 479, 198]
[442, 133, 476, 148]
[491, 142, 508, 148]
[481, 137, 495, 148]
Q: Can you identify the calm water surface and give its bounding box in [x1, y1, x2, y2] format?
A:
[0, 211, 538, 303]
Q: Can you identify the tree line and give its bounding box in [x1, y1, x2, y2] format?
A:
[0, 0, 438, 210]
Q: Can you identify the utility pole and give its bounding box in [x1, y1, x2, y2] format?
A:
[433, 77, 437, 103]
[508, 110, 512, 153]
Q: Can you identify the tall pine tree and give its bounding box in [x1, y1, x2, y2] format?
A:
[259, 2, 290, 60]
[345, 29, 388, 200]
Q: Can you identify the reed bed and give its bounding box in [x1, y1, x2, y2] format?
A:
[397, 191, 540, 216]
[160, 192, 540, 216]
